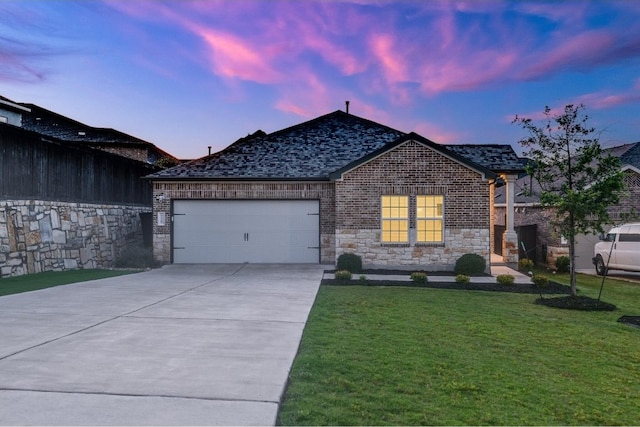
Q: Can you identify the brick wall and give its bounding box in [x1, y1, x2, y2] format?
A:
[0, 199, 149, 277]
[335, 140, 491, 270]
[152, 181, 336, 263]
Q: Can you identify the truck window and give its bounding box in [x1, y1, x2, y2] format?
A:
[619, 233, 640, 242]
[606, 233, 617, 242]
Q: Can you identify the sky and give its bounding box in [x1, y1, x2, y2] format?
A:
[1, 0, 640, 160]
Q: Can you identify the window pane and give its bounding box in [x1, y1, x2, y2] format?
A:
[417, 219, 443, 242]
[381, 196, 409, 242]
[417, 194, 444, 243]
[382, 219, 408, 242]
[417, 195, 443, 219]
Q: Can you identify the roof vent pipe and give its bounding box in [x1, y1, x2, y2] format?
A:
[345, 100, 350, 114]
[208, 146, 212, 155]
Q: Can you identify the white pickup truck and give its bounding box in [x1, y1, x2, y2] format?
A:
[593, 223, 640, 275]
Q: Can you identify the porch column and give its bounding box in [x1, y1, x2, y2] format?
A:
[502, 174, 519, 263]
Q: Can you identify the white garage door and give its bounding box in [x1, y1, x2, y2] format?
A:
[172, 200, 320, 263]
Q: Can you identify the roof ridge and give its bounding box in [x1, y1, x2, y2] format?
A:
[266, 110, 405, 139]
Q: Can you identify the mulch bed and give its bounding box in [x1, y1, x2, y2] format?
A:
[535, 295, 617, 311]
[618, 315, 640, 328]
[323, 270, 570, 295]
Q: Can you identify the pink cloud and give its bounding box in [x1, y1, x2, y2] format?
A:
[411, 121, 463, 144]
[574, 90, 640, 110]
[370, 33, 408, 83]
[519, 31, 616, 79]
[196, 28, 282, 83]
[512, 84, 640, 122]
[106, 0, 640, 117]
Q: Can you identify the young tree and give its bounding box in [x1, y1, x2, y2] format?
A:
[513, 104, 624, 296]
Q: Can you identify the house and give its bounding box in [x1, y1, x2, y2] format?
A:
[0, 95, 30, 126]
[0, 95, 175, 277]
[15, 102, 178, 165]
[148, 109, 525, 270]
[494, 142, 640, 270]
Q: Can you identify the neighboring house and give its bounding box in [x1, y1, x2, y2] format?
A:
[494, 142, 640, 270]
[0, 95, 30, 126]
[0, 95, 177, 277]
[17, 102, 178, 165]
[148, 110, 525, 270]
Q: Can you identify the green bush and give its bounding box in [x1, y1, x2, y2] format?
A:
[334, 270, 352, 281]
[555, 256, 570, 273]
[337, 253, 363, 273]
[496, 274, 515, 285]
[531, 274, 549, 288]
[455, 274, 470, 284]
[410, 271, 428, 284]
[454, 253, 486, 276]
[114, 245, 158, 269]
[518, 258, 534, 271]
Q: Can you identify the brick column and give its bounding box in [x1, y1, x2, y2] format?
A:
[501, 174, 519, 263]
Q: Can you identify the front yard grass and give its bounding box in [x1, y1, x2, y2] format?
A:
[0, 269, 138, 296]
[278, 274, 640, 425]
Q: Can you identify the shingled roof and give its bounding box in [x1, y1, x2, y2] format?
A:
[445, 144, 526, 174]
[18, 103, 177, 163]
[149, 110, 404, 180]
[149, 110, 526, 181]
[619, 142, 640, 169]
[494, 142, 639, 204]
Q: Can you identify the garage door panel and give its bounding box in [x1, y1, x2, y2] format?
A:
[173, 200, 319, 264]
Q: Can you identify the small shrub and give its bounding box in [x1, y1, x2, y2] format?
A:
[531, 274, 549, 288]
[496, 274, 515, 285]
[454, 253, 486, 276]
[337, 253, 363, 273]
[555, 256, 570, 273]
[410, 271, 428, 284]
[359, 275, 367, 283]
[334, 270, 352, 281]
[518, 258, 534, 271]
[455, 274, 470, 284]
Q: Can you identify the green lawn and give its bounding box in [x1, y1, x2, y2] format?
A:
[0, 269, 139, 296]
[278, 273, 640, 425]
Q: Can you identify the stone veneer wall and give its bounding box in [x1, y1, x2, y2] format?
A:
[336, 228, 490, 270]
[152, 181, 336, 264]
[335, 140, 492, 270]
[0, 199, 149, 277]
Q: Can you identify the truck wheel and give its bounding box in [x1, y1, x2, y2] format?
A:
[595, 255, 607, 276]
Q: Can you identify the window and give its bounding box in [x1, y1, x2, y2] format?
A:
[416, 195, 444, 243]
[381, 195, 408, 243]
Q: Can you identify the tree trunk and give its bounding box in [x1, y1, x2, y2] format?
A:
[569, 212, 577, 297]
[569, 237, 577, 296]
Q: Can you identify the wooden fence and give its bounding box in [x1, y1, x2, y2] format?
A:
[1, 123, 159, 205]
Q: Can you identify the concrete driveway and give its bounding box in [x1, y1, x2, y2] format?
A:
[0, 264, 324, 426]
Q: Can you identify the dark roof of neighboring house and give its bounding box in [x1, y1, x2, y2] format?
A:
[18, 103, 177, 161]
[0, 95, 30, 113]
[494, 142, 640, 204]
[619, 142, 640, 169]
[149, 110, 526, 181]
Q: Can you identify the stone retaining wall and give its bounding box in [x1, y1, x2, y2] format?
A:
[0, 199, 150, 277]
